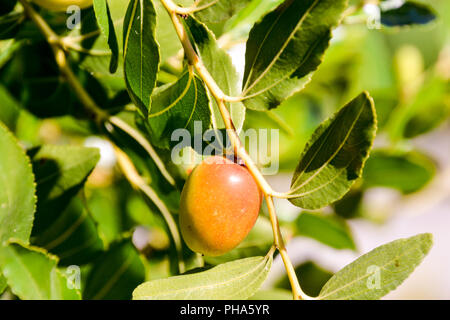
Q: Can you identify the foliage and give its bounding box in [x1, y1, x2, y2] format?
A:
[0, 0, 446, 300]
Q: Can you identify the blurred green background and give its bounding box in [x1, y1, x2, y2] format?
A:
[0, 0, 449, 299]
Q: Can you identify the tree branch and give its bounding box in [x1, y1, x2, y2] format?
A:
[161, 0, 273, 195]
[160, 0, 308, 300]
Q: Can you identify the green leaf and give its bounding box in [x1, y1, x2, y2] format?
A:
[249, 288, 292, 300]
[3, 41, 110, 118]
[204, 217, 274, 265]
[381, 1, 436, 27]
[32, 196, 104, 266]
[318, 233, 433, 300]
[194, 0, 253, 23]
[133, 253, 273, 300]
[332, 188, 364, 219]
[184, 16, 245, 132]
[223, 0, 284, 37]
[0, 39, 26, 69]
[0, 0, 17, 16]
[0, 83, 21, 132]
[0, 273, 6, 295]
[0, 12, 24, 40]
[86, 185, 127, 246]
[276, 261, 332, 297]
[147, 70, 211, 149]
[67, 1, 128, 93]
[29, 145, 100, 235]
[123, 0, 159, 115]
[110, 113, 181, 213]
[0, 122, 36, 245]
[241, 0, 347, 110]
[288, 92, 377, 210]
[93, 0, 119, 73]
[363, 150, 435, 194]
[83, 239, 145, 300]
[296, 212, 355, 250]
[0, 241, 81, 300]
[404, 104, 450, 139]
[388, 76, 450, 140]
[154, 1, 181, 62]
[244, 92, 321, 169]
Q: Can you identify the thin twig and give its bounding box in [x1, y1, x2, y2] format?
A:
[18, 0, 176, 187]
[61, 39, 112, 56]
[109, 116, 176, 186]
[19, 0, 107, 122]
[114, 146, 185, 274]
[265, 195, 312, 300]
[60, 17, 124, 44]
[265, 111, 295, 137]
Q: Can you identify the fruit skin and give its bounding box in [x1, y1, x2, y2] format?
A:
[179, 156, 262, 256]
[32, 0, 93, 12]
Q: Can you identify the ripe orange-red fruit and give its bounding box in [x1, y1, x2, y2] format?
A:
[179, 156, 262, 256]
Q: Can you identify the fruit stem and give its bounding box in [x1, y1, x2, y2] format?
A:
[17, 0, 175, 187]
[114, 146, 186, 274]
[161, 0, 310, 300]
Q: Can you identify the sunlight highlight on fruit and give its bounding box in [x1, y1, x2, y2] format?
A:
[179, 156, 262, 256]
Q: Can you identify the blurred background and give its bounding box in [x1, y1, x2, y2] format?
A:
[0, 0, 449, 299]
[247, 0, 450, 299]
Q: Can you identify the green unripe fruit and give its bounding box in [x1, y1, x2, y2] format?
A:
[179, 156, 262, 256]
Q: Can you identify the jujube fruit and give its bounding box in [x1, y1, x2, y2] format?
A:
[179, 156, 262, 256]
[32, 0, 93, 11]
